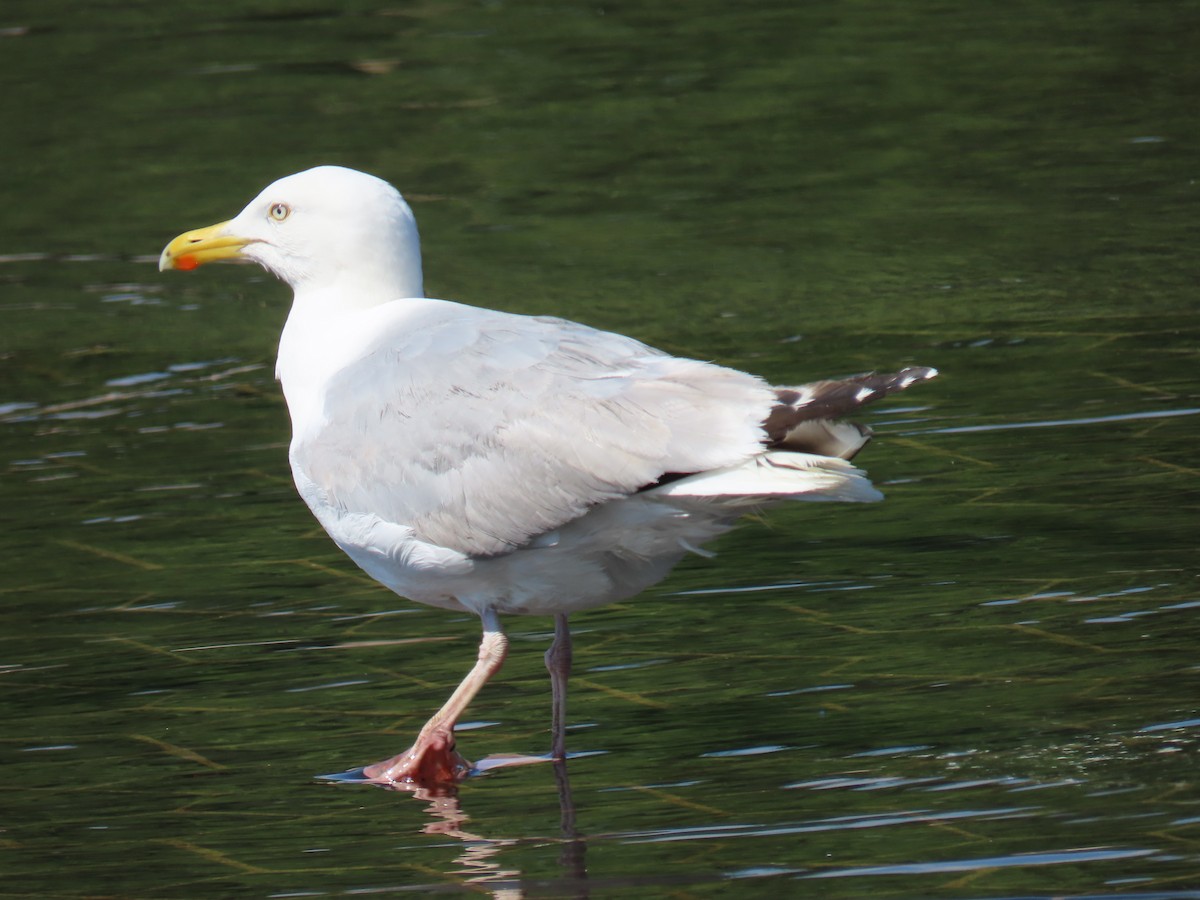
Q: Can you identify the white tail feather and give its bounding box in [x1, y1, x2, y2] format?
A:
[647, 451, 884, 504]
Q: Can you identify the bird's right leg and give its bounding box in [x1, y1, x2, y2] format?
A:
[545, 613, 572, 760]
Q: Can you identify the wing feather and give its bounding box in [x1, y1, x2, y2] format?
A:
[291, 303, 774, 557]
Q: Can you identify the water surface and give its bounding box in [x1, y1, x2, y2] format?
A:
[2, 1, 1198, 896]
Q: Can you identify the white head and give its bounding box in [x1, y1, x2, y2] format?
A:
[159, 165, 424, 308]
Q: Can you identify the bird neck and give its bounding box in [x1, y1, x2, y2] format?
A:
[293, 257, 423, 313]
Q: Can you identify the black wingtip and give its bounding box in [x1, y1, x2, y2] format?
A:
[764, 364, 938, 455]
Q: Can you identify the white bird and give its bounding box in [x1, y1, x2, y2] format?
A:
[159, 165, 936, 787]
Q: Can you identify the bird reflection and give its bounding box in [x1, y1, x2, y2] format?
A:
[364, 758, 588, 898]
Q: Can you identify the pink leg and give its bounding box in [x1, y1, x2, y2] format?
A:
[544, 613, 572, 760]
[361, 608, 508, 786]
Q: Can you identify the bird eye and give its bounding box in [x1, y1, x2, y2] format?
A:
[269, 202, 291, 222]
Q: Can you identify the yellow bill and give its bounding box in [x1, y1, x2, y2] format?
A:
[158, 220, 253, 272]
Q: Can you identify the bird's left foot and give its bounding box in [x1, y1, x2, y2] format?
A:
[366, 730, 472, 786]
[321, 729, 471, 790]
[319, 746, 562, 792]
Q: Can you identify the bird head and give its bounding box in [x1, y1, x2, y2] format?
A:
[158, 165, 425, 307]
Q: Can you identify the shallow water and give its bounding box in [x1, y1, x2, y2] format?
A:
[2, 2, 1199, 897]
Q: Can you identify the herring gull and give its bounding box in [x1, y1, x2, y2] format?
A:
[159, 165, 936, 787]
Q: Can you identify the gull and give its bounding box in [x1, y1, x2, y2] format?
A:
[159, 165, 936, 787]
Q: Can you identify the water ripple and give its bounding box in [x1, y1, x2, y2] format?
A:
[804, 846, 1157, 879]
[624, 807, 1035, 844]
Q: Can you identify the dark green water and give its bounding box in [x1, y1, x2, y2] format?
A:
[2, 2, 1198, 896]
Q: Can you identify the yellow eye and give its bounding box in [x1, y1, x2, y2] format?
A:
[269, 202, 291, 222]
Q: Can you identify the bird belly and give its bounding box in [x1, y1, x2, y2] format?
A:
[291, 456, 740, 617]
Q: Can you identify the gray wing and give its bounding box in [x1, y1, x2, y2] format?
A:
[293, 305, 774, 557]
